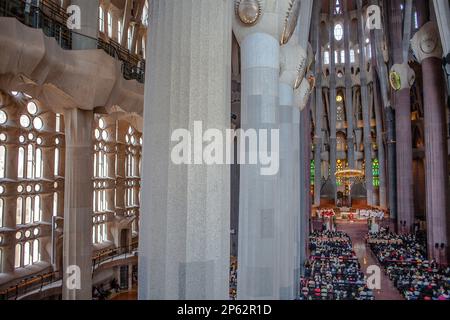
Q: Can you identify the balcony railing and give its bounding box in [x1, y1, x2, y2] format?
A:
[0, 242, 139, 300]
[0, 0, 145, 83]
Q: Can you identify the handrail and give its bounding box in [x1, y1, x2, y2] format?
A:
[92, 242, 139, 272]
[0, 242, 139, 300]
[0, 0, 145, 83]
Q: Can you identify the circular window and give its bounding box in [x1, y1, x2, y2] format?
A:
[26, 185, 32, 192]
[28, 133, 34, 140]
[15, 232, 22, 240]
[33, 228, 39, 236]
[11, 91, 19, 96]
[101, 130, 108, 141]
[19, 135, 25, 143]
[34, 184, 41, 192]
[336, 95, 343, 103]
[27, 101, 38, 115]
[94, 129, 100, 140]
[98, 118, 106, 129]
[25, 230, 31, 238]
[33, 117, 43, 130]
[0, 110, 7, 125]
[0, 133, 6, 141]
[0, 185, 4, 194]
[334, 23, 343, 41]
[20, 115, 31, 128]
[102, 181, 107, 188]
[17, 185, 24, 192]
[36, 137, 42, 145]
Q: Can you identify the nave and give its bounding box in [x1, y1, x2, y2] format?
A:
[297, 215, 450, 300]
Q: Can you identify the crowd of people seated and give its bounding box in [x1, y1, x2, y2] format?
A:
[368, 232, 450, 300]
[229, 256, 237, 300]
[299, 231, 374, 300]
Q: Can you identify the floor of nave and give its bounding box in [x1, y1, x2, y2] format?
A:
[336, 221, 404, 300]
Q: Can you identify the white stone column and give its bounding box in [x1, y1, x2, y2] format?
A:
[138, 0, 232, 300]
[62, 108, 94, 300]
[233, 0, 292, 300]
[278, 40, 306, 299]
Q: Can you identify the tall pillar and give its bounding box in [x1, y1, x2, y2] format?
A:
[312, 0, 323, 207]
[411, 22, 449, 264]
[70, 0, 99, 50]
[390, 64, 415, 232]
[328, 1, 337, 203]
[278, 40, 306, 299]
[138, 0, 232, 300]
[344, 0, 355, 170]
[356, 0, 373, 205]
[62, 108, 94, 300]
[233, 0, 292, 300]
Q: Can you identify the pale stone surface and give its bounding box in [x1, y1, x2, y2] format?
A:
[62, 108, 94, 300]
[138, 0, 232, 300]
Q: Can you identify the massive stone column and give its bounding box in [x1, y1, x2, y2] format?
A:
[61, 0, 99, 300]
[411, 22, 449, 264]
[278, 40, 306, 299]
[390, 64, 415, 233]
[356, 0, 373, 205]
[233, 0, 292, 300]
[62, 108, 93, 300]
[138, 0, 232, 300]
[312, 0, 323, 207]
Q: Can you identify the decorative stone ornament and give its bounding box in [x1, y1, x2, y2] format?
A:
[389, 63, 415, 91]
[281, 0, 301, 45]
[294, 73, 315, 111]
[411, 22, 443, 63]
[235, 0, 262, 26]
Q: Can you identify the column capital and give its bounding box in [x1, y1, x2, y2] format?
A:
[294, 73, 315, 111]
[411, 22, 443, 63]
[233, 0, 297, 45]
[389, 63, 415, 91]
[280, 43, 307, 88]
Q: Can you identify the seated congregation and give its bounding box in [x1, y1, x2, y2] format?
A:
[368, 232, 450, 300]
[299, 231, 374, 300]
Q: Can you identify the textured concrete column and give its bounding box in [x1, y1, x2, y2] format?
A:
[412, 22, 449, 264]
[278, 39, 306, 299]
[233, 0, 292, 300]
[71, 0, 99, 50]
[356, 0, 373, 205]
[138, 0, 232, 300]
[312, 0, 323, 207]
[390, 64, 415, 232]
[62, 108, 94, 300]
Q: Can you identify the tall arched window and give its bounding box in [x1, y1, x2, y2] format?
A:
[16, 197, 23, 225]
[18, 147, 24, 178]
[127, 26, 133, 50]
[142, 37, 146, 59]
[107, 11, 113, 37]
[32, 239, 40, 263]
[14, 244, 22, 268]
[324, 51, 330, 65]
[118, 19, 123, 41]
[23, 241, 31, 266]
[99, 7, 104, 32]
[0, 198, 4, 228]
[0, 145, 5, 178]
